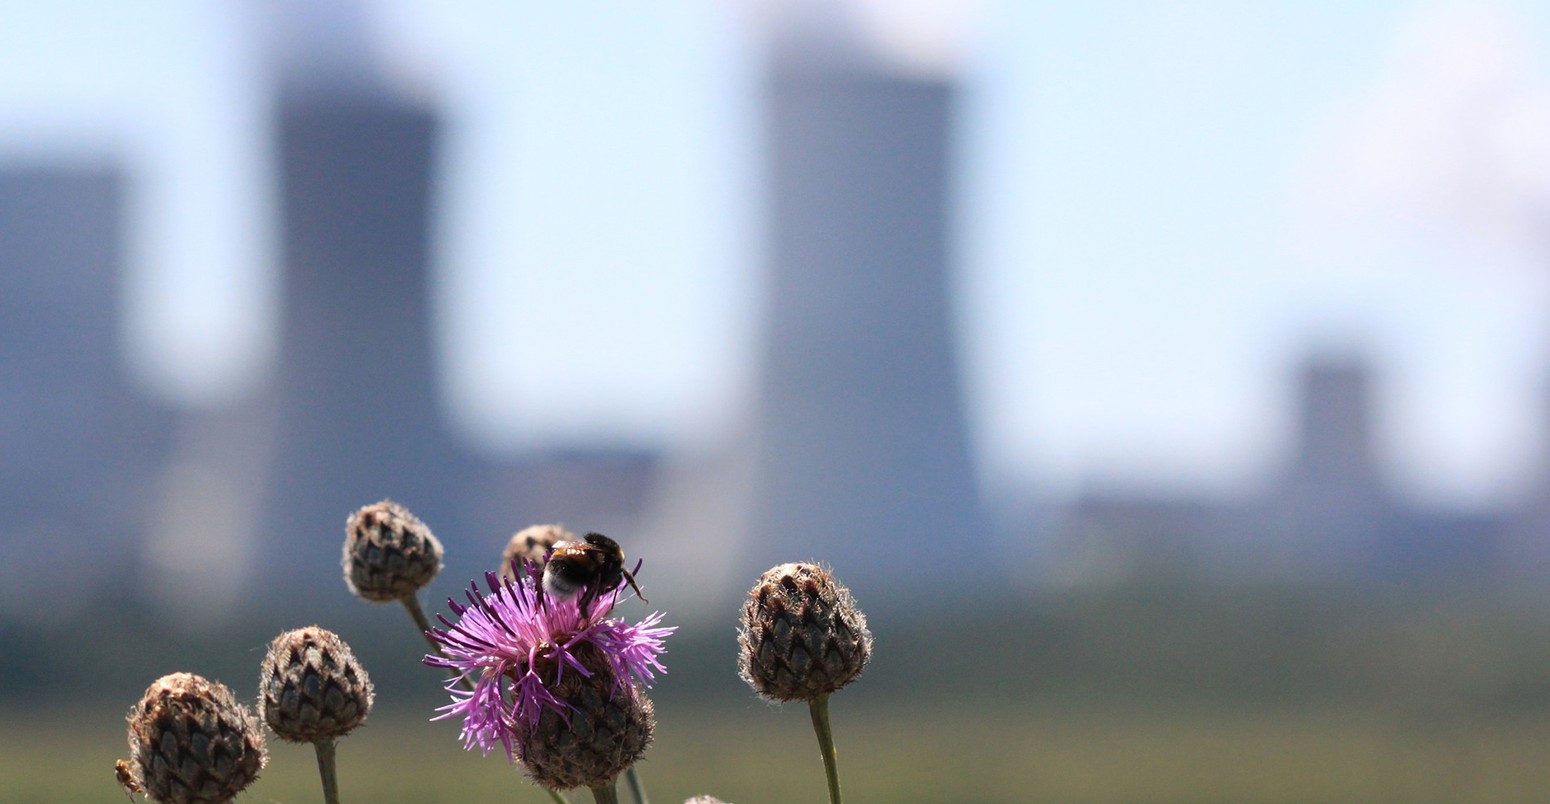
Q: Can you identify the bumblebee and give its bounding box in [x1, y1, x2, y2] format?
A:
[542, 532, 647, 618]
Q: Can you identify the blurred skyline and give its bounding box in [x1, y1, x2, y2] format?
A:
[5, 0, 1550, 512]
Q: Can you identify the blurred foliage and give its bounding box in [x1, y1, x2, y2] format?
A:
[18, 701, 1550, 802]
[12, 577, 1550, 716]
[13, 577, 1550, 799]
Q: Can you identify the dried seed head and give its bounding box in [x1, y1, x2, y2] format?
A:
[125, 672, 267, 804]
[738, 562, 872, 702]
[343, 500, 443, 602]
[501, 523, 575, 578]
[519, 642, 655, 791]
[259, 626, 375, 743]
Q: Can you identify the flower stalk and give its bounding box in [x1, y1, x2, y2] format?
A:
[624, 767, 649, 804]
[401, 592, 473, 691]
[590, 784, 620, 804]
[314, 737, 340, 804]
[809, 694, 843, 804]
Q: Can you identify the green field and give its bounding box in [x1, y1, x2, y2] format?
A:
[16, 582, 1550, 801]
[17, 701, 1550, 802]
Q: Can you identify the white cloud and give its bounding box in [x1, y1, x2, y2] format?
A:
[1300, 2, 1550, 252]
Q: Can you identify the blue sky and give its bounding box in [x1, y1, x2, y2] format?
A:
[4, 1, 1550, 510]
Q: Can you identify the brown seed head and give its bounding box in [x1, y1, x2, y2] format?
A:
[501, 523, 575, 578]
[125, 672, 267, 804]
[738, 562, 872, 702]
[343, 500, 443, 602]
[259, 626, 375, 743]
[519, 642, 654, 791]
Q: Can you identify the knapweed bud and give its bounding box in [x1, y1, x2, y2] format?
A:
[501, 523, 574, 578]
[259, 626, 374, 743]
[343, 500, 443, 602]
[124, 672, 267, 804]
[739, 562, 872, 702]
[520, 642, 655, 791]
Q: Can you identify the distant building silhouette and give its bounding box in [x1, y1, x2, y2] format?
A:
[736, 39, 986, 600]
[1036, 349, 1497, 585]
[1501, 372, 1550, 579]
[258, 85, 469, 608]
[1267, 354, 1392, 576]
[0, 166, 172, 614]
[465, 446, 663, 576]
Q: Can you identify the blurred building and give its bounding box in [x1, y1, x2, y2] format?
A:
[256, 66, 471, 610]
[464, 446, 663, 576]
[734, 33, 987, 601]
[0, 166, 174, 615]
[1265, 355, 1392, 576]
[1037, 350, 1498, 585]
[233, 2, 684, 612]
[1500, 373, 1550, 579]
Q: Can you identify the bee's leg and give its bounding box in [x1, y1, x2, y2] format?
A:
[622, 568, 648, 604]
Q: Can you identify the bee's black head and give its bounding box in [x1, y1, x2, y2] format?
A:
[584, 532, 623, 559]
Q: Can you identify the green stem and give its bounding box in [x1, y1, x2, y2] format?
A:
[401, 593, 475, 692]
[624, 767, 649, 804]
[313, 738, 340, 804]
[620, 768, 644, 804]
[589, 783, 619, 804]
[808, 694, 843, 804]
[545, 789, 571, 804]
[400, 593, 442, 655]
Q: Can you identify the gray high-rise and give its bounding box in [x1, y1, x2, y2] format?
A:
[1265, 354, 1392, 577]
[257, 82, 467, 607]
[739, 44, 985, 601]
[0, 166, 171, 613]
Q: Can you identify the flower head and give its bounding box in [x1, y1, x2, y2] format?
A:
[343, 500, 443, 602]
[259, 626, 375, 743]
[739, 562, 872, 702]
[124, 672, 267, 804]
[500, 523, 574, 580]
[424, 559, 673, 768]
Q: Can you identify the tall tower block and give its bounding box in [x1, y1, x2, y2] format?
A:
[740, 43, 985, 599]
[0, 166, 171, 610]
[258, 78, 466, 606]
[1269, 354, 1390, 576]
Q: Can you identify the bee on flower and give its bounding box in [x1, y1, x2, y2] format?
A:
[424, 553, 673, 792]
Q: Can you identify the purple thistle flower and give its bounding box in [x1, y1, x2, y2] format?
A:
[424, 560, 674, 761]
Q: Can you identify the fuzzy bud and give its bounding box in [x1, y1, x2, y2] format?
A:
[343, 500, 443, 602]
[738, 563, 872, 702]
[259, 626, 374, 743]
[124, 672, 267, 804]
[501, 523, 574, 578]
[519, 642, 654, 791]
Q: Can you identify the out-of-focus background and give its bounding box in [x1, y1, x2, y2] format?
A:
[11, 0, 1550, 800]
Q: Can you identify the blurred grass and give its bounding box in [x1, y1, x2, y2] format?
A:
[16, 579, 1550, 800]
[16, 700, 1550, 802]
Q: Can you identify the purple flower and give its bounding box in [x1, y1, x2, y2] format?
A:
[424, 560, 673, 761]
